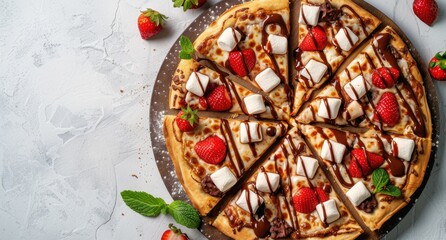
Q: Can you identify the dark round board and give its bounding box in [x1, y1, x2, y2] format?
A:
[149, 0, 441, 239]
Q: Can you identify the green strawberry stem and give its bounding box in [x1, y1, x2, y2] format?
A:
[142, 8, 168, 26]
[431, 51, 446, 70]
[169, 223, 183, 235]
[181, 105, 199, 126]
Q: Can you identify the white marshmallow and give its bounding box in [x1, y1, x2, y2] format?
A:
[244, 94, 266, 114]
[300, 59, 328, 86]
[343, 100, 364, 120]
[217, 28, 242, 52]
[255, 68, 281, 93]
[344, 75, 369, 100]
[316, 199, 340, 224]
[298, 5, 321, 26]
[267, 34, 288, 54]
[320, 140, 346, 163]
[318, 98, 342, 119]
[346, 181, 371, 207]
[392, 137, 415, 161]
[185, 72, 209, 97]
[236, 190, 264, 214]
[334, 27, 359, 52]
[256, 172, 280, 193]
[296, 156, 319, 179]
[240, 122, 263, 143]
[210, 167, 237, 192]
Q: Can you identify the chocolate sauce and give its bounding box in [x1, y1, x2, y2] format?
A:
[220, 119, 245, 177]
[375, 134, 406, 177]
[340, 5, 368, 35]
[357, 195, 378, 213]
[260, 167, 274, 193]
[253, 217, 271, 238]
[298, 156, 314, 189]
[243, 121, 258, 157]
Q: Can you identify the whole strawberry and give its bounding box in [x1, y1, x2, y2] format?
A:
[194, 136, 227, 164]
[228, 49, 256, 77]
[175, 106, 199, 132]
[372, 67, 400, 89]
[206, 85, 232, 111]
[429, 52, 446, 81]
[161, 224, 189, 240]
[413, 0, 438, 26]
[374, 92, 400, 126]
[138, 8, 168, 40]
[173, 0, 207, 11]
[299, 26, 327, 51]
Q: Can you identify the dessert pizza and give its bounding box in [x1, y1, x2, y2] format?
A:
[161, 0, 434, 239]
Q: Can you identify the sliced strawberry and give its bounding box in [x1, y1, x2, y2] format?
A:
[349, 149, 385, 178]
[299, 26, 327, 51]
[368, 151, 385, 169]
[371, 67, 400, 89]
[175, 106, 199, 132]
[206, 85, 232, 111]
[374, 92, 400, 126]
[194, 136, 227, 165]
[228, 49, 256, 77]
[429, 52, 446, 81]
[348, 158, 363, 178]
[198, 97, 208, 109]
[161, 224, 189, 240]
[292, 187, 319, 214]
[413, 0, 438, 26]
[315, 187, 329, 203]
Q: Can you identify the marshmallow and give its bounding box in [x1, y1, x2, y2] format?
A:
[334, 27, 359, 52]
[255, 68, 281, 93]
[344, 75, 369, 100]
[298, 5, 321, 26]
[256, 172, 280, 193]
[217, 28, 242, 52]
[392, 137, 415, 161]
[267, 35, 288, 54]
[318, 98, 342, 119]
[300, 59, 328, 86]
[244, 94, 266, 114]
[210, 167, 237, 192]
[320, 140, 346, 163]
[236, 190, 264, 214]
[296, 156, 319, 179]
[240, 122, 263, 143]
[316, 199, 341, 224]
[343, 100, 364, 120]
[185, 72, 209, 97]
[346, 181, 371, 207]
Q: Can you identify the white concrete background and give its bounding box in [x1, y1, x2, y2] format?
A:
[0, 0, 445, 239]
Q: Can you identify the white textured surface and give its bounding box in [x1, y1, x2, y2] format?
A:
[0, 0, 445, 239]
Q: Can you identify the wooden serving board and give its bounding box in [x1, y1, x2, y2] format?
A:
[149, 0, 441, 239]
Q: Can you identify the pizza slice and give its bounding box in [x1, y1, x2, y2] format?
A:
[163, 115, 287, 215]
[299, 124, 431, 231]
[213, 126, 362, 239]
[296, 26, 432, 138]
[292, 0, 381, 114]
[194, 0, 291, 120]
[169, 59, 288, 120]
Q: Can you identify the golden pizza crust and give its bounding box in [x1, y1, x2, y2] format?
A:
[169, 59, 201, 109]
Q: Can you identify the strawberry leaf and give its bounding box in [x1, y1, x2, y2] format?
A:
[372, 168, 389, 193]
[142, 8, 168, 26]
[440, 60, 446, 70]
[167, 200, 201, 228]
[121, 190, 167, 217]
[179, 36, 194, 59]
[173, 0, 184, 8]
[380, 184, 401, 197]
[430, 61, 437, 68]
[181, 105, 199, 126]
[435, 52, 443, 60]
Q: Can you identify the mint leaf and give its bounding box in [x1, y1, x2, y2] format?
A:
[380, 185, 401, 197]
[167, 200, 201, 228]
[121, 191, 167, 217]
[372, 168, 389, 193]
[179, 36, 194, 59]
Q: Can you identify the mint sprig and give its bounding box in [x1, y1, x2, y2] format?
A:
[371, 168, 401, 197]
[179, 36, 194, 60]
[120, 191, 201, 228]
[173, 0, 199, 11]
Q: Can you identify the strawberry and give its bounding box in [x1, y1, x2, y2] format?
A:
[175, 106, 199, 132]
[299, 26, 327, 51]
[198, 97, 208, 109]
[315, 187, 329, 203]
[349, 149, 385, 178]
[293, 187, 319, 214]
[194, 136, 227, 165]
[206, 85, 232, 111]
[429, 52, 446, 81]
[173, 0, 206, 11]
[161, 224, 189, 240]
[374, 92, 400, 126]
[371, 67, 400, 89]
[138, 9, 168, 40]
[413, 0, 438, 26]
[228, 49, 256, 77]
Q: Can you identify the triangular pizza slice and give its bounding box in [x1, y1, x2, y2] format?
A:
[163, 115, 287, 215]
[299, 124, 431, 231]
[296, 26, 431, 138]
[169, 59, 288, 120]
[213, 126, 362, 239]
[193, 0, 291, 120]
[292, 0, 381, 114]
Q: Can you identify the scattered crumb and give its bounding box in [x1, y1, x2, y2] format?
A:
[120, 89, 124, 93]
[121, 213, 124, 216]
[131, 174, 139, 179]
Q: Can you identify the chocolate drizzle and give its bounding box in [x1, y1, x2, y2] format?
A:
[220, 119, 244, 177]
